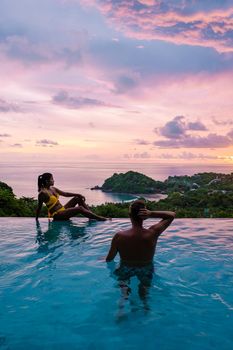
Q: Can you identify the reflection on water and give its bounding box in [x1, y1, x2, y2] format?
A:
[35, 220, 95, 254]
[36, 220, 87, 241]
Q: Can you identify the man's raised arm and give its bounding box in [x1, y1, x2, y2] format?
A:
[139, 209, 175, 236]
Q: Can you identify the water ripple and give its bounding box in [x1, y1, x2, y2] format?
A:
[0, 218, 233, 349]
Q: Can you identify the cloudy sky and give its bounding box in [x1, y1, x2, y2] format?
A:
[1, 0, 233, 163]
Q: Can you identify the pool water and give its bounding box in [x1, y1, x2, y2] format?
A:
[0, 218, 233, 349]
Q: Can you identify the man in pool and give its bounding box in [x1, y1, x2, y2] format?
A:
[106, 199, 175, 266]
[106, 200, 175, 308]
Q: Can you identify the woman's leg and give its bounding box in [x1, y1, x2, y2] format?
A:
[53, 205, 107, 221]
[64, 196, 90, 210]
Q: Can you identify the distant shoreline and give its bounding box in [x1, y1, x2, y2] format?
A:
[90, 187, 167, 202]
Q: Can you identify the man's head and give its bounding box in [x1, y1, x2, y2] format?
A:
[129, 199, 146, 222]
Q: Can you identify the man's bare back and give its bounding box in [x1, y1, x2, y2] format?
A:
[106, 201, 175, 266]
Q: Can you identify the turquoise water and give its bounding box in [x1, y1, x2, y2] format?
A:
[0, 218, 233, 349]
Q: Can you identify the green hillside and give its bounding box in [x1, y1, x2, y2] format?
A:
[101, 171, 163, 194]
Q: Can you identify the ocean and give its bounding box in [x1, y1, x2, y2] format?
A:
[1, 162, 233, 205]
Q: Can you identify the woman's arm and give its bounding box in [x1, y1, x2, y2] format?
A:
[35, 193, 44, 221]
[53, 187, 85, 200]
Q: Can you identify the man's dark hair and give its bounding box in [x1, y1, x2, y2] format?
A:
[129, 199, 146, 220]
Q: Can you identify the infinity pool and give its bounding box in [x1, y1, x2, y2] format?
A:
[0, 218, 233, 349]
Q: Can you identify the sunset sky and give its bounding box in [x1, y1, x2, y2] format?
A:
[1, 0, 233, 164]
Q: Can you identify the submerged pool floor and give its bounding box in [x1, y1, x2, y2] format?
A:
[0, 218, 233, 350]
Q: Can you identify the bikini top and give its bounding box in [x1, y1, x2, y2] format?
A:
[45, 190, 59, 212]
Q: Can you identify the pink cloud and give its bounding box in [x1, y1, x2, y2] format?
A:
[82, 0, 233, 52]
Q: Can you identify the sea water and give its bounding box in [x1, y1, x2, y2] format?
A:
[1, 162, 233, 204]
[0, 218, 233, 349]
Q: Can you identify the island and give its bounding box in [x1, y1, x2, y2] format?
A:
[91, 171, 162, 194]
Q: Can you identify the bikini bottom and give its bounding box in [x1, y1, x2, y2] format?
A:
[48, 206, 65, 218]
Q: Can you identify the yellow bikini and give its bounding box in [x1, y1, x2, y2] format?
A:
[45, 191, 65, 218]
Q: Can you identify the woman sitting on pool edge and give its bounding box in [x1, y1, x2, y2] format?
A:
[36, 173, 108, 221]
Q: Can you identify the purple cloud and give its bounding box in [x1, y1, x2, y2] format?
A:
[154, 116, 233, 148]
[227, 129, 233, 139]
[159, 152, 220, 160]
[124, 152, 151, 159]
[88, 122, 95, 128]
[0, 99, 20, 113]
[0, 133, 11, 137]
[156, 116, 208, 140]
[187, 121, 207, 131]
[114, 75, 138, 94]
[212, 117, 233, 126]
[134, 139, 150, 145]
[158, 116, 186, 139]
[3, 36, 49, 64]
[36, 139, 59, 147]
[134, 152, 151, 159]
[154, 133, 233, 149]
[52, 91, 109, 109]
[10, 143, 22, 148]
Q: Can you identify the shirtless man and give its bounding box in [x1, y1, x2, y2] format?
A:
[106, 200, 175, 265]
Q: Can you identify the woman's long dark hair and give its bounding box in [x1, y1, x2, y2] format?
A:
[38, 173, 52, 192]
